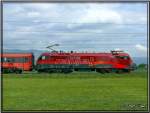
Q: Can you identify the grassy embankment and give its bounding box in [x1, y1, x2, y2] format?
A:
[3, 68, 148, 111]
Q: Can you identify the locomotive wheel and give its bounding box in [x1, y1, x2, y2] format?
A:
[126, 69, 131, 73]
[2, 68, 9, 73]
[96, 69, 100, 73]
[7, 68, 15, 73]
[96, 69, 105, 74]
[108, 69, 112, 73]
[15, 69, 22, 74]
[37, 69, 43, 73]
[91, 68, 95, 71]
[74, 69, 78, 71]
[116, 69, 123, 74]
[123, 69, 131, 73]
[47, 69, 53, 73]
[105, 69, 112, 73]
[62, 69, 73, 74]
[8, 68, 14, 73]
[101, 69, 105, 74]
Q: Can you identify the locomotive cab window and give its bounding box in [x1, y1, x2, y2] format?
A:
[123, 56, 129, 60]
[115, 56, 129, 60]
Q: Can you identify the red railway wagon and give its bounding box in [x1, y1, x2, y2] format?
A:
[1, 53, 34, 73]
[36, 51, 136, 73]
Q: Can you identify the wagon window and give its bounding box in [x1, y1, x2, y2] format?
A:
[2, 57, 7, 62]
[24, 58, 29, 62]
[14, 58, 18, 62]
[7, 58, 14, 62]
[3, 57, 7, 62]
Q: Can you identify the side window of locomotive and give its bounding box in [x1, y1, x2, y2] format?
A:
[41, 56, 46, 60]
[115, 56, 129, 60]
[41, 56, 49, 60]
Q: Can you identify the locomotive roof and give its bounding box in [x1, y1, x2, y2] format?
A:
[41, 52, 129, 56]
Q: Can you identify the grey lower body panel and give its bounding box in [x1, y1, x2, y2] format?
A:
[36, 64, 113, 70]
[95, 64, 113, 68]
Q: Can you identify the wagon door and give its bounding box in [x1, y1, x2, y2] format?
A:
[19, 57, 27, 71]
[89, 56, 94, 65]
[21, 57, 25, 71]
[23, 56, 34, 71]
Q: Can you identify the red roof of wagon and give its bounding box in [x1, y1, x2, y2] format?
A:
[1, 53, 33, 57]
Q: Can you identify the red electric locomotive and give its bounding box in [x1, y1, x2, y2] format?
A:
[36, 50, 136, 73]
[1, 53, 34, 73]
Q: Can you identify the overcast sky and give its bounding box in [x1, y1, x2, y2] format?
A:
[3, 3, 147, 57]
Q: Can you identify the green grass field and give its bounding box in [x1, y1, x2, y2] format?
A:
[2, 69, 148, 111]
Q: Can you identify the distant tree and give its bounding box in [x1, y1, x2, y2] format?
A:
[138, 64, 147, 69]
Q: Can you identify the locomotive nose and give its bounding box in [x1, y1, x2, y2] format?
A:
[130, 63, 137, 70]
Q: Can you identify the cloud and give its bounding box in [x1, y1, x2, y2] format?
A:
[27, 12, 40, 17]
[3, 3, 147, 57]
[79, 7, 122, 24]
[135, 44, 147, 52]
[114, 48, 122, 51]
